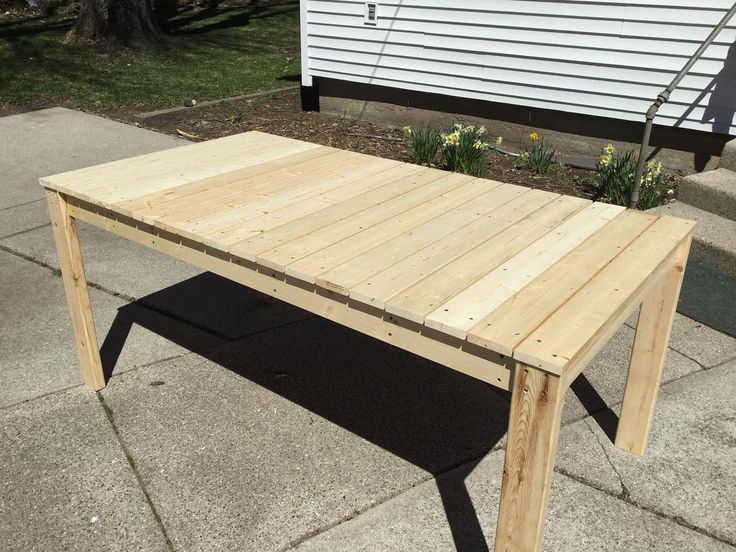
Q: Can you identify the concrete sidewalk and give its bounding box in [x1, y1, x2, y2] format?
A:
[1, 108, 734, 551]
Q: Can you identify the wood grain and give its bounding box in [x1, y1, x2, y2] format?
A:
[496, 363, 565, 551]
[45, 190, 105, 390]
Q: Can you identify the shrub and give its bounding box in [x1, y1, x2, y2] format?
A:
[440, 123, 489, 176]
[403, 124, 440, 166]
[596, 145, 673, 209]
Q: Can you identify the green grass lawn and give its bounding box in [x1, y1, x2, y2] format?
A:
[0, 1, 301, 109]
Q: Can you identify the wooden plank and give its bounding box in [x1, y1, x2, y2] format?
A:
[44, 132, 322, 207]
[424, 203, 625, 339]
[348, 189, 560, 309]
[66, 199, 512, 390]
[45, 189, 105, 391]
[514, 216, 696, 376]
[615, 235, 692, 455]
[118, 146, 339, 215]
[495, 363, 565, 552]
[143, 150, 373, 229]
[214, 163, 426, 252]
[383, 196, 590, 323]
[256, 171, 472, 273]
[315, 182, 528, 295]
[467, 210, 658, 356]
[286, 176, 495, 283]
[190, 157, 402, 238]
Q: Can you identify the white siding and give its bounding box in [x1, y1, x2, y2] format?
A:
[301, 0, 736, 135]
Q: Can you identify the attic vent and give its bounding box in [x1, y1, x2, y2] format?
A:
[365, 2, 377, 25]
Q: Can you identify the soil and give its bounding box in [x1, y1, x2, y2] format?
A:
[115, 88, 602, 200]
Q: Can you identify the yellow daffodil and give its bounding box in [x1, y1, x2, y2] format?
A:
[599, 154, 612, 167]
[603, 144, 615, 155]
[403, 126, 413, 135]
[495, 136, 503, 145]
[529, 131, 539, 142]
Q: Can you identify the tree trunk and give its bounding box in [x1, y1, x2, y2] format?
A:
[65, 0, 163, 46]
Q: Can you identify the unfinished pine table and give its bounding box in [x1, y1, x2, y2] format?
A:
[43, 131, 694, 551]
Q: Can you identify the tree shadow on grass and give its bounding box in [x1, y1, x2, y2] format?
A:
[98, 271, 620, 550]
[0, 2, 299, 106]
[162, 2, 297, 36]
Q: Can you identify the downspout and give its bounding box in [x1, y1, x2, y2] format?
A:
[629, 2, 736, 208]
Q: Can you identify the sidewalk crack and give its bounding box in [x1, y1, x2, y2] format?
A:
[585, 418, 630, 500]
[96, 393, 175, 551]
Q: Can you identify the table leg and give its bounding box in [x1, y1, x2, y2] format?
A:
[46, 190, 105, 390]
[495, 363, 565, 552]
[615, 236, 692, 455]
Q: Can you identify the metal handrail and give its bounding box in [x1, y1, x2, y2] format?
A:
[629, 2, 736, 208]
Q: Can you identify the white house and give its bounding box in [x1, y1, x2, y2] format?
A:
[299, 0, 736, 136]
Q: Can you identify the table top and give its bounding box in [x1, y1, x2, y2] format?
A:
[42, 131, 695, 376]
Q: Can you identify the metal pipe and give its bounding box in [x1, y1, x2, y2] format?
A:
[629, 2, 736, 208]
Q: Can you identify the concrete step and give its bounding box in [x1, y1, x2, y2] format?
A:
[719, 138, 736, 171]
[651, 201, 736, 279]
[678, 168, 736, 221]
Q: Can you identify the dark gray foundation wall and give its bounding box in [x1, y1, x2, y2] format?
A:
[315, 78, 733, 175]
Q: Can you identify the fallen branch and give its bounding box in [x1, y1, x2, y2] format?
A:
[176, 128, 203, 141]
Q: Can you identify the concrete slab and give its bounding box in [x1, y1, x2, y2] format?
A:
[561, 323, 701, 424]
[0, 199, 49, 240]
[669, 314, 736, 368]
[0, 250, 222, 408]
[0, 386, 169, 551]
[652, 201, 736, 280]
[0, 107, 184, 211]
[626, 310, 736, 368]
[556, 359, 736, 545]
[293, 450, 732, 551]
[100, 316, 511, 551]
[678, 168, 736, 222]
[1, 221, 202, 300]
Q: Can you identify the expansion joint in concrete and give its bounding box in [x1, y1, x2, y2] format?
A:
[279, 471, 437, 551]
[96, 393, 176, 552]
[0, 198, 45, 212]
[554, 467, 736, 548]
[0, 382, 85, 412]
[0, 222, 51, 240]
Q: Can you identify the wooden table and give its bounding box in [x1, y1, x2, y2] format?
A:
[42, 131, 694, 551]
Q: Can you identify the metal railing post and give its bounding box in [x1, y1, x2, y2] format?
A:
[630, 2, 736, 208]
